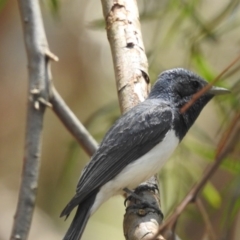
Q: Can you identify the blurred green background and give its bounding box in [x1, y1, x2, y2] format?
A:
[0, 0, 240, 239]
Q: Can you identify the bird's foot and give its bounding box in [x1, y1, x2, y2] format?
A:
[135, 183, 159, 194]
[123, 187, 164, 218]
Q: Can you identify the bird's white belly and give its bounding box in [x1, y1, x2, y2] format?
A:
[90, 129, 179, 214]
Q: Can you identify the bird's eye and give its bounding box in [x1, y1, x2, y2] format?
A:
[191, 81, 200, 89]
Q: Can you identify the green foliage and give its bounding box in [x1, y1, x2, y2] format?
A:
[135, 1, 240, 238]
[191, 52, 215, 81]
[85, 1, 240, 237]
[84, 101, 120, 141]
[88, 19, 106, 30]
[220, 176, 240, 235]
[202, 183, 221, 209]
[0, 0, 7, 12]
[58, 141, 81, 186]
[37, 0, 240, 238]
[49, 0, 59, 14]
[42, 0, 60, 16]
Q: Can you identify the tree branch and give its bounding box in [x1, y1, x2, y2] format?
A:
[101, 0, 150, 113]
[11, 1, 56, 239]
[180, 53, 240, 114]
[155, 112, 240, 239]
[195, 199, 216, 240]
[101, 1, 164, 239]
[50, 86, 98, 156]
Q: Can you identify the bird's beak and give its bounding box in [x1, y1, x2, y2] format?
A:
[208, 86, 230, 95]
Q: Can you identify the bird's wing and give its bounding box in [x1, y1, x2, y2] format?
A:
[61, 101, 173, 216]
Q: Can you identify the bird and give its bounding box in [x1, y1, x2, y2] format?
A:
[60, 68, 229, 240]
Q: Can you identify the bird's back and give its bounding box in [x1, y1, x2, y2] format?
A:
[61, 99, 175, 217]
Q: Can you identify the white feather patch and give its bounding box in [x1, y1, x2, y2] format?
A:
[90, 129, 179, 214]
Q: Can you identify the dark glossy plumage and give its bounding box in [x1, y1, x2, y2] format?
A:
[61, 101, 173, 217]
[61, 68, 227, 240]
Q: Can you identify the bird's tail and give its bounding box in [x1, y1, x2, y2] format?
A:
[62, 193, 97, 240]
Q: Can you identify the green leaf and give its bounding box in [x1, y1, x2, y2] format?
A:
[202, 182, 221, 208]
[192, 52, 215, 81]
[42, 0, 60, 16]
[221, 176, 240, 230]
[57, 141, 81, 187]
[88, 19, 105, 30]
[0, 0, 7, 12]
[231, 198, 240, 221]
[188, 141, 240, 175]
[49, 0, 59, 14]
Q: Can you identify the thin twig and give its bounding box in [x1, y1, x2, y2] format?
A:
[155, 112, 240, 238]
[196, 198, 217, 240]
[50, 86, 98, 156]
[11, 1, 55, 239]
[180, 54, 240, 113]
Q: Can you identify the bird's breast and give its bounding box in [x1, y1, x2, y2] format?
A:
[114, 129, 179, 190]
[90, 129, 179, 214]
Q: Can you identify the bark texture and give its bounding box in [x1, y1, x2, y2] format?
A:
[101, 1, 164, 239]
[102, 0, 150, 113]
[51, 87, 98, 156]
[11, 1, 55, 239]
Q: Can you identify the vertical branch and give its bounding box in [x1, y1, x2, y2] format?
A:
[11, 1, 56, 239]
[101, 0, 150, 113]
[101, 1, 163, 239]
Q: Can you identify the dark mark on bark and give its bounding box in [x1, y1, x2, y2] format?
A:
[126, 42, 134, 48]
[141, 70, 150, 83]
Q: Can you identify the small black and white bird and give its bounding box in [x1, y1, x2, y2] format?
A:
[61, 68, 229, 240]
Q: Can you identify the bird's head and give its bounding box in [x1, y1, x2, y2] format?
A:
[148, 68, 229, 138]
[149, 68, 229, 109]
